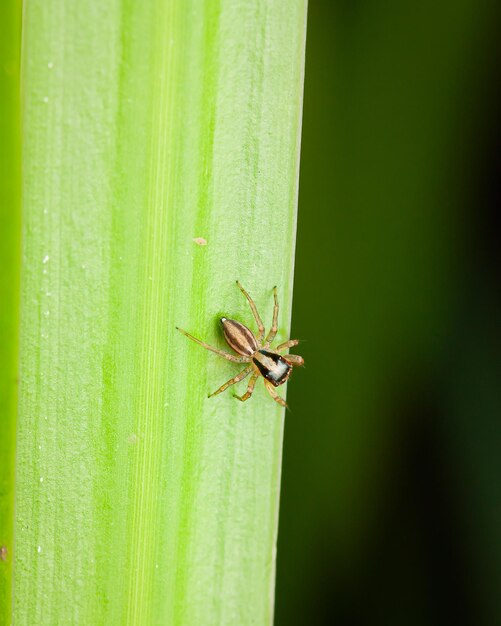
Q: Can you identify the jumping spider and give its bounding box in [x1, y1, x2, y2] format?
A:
[176, 281, 304, 407]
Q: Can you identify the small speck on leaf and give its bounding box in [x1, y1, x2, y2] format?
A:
[192, 237, 207, 246]
[0, 546, 7, 562]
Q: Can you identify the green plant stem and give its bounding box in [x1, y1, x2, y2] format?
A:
[13, 1, 306, 624]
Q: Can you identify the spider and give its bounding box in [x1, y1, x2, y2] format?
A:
[176, 281, 304, 407]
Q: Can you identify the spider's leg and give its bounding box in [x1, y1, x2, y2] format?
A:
[234, 372, 258, 402]
[276, 339, 300, 352]
[263, 286, 279, 347]
[282, 354, 304, 367]
[264, 380, 288, 408]
[209, 366, 252, 398]
[236, 281, 265, 343]
[176, 327, 249, 363]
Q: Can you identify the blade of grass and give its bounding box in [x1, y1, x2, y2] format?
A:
[14, 1, 306, 624]
[0, 0, 21, 616]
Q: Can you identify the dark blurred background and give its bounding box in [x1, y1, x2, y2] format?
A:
[276, 1, 501, 625]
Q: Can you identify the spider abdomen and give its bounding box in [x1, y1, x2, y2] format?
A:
[253, 350, 292, 387]
[220, 318, 258, 356]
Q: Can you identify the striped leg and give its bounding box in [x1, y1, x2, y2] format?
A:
[209, 366, 252, 398]
[236, 281, 265, 343]
[264, 380, 287, 408]
[176, 327, 250, 363]
[234, 372, 258, 402]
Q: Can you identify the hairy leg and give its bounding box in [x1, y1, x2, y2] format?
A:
[263, 286, 279, 347]
[236, 281, 265, 343]
[282, 354, 304, 367]
[264, 380, 287, 408]
[209, 366, 252, 397]
[234, 372, 258, 402]
[176, 327, 250, 363]
[276, 339, 299, 352]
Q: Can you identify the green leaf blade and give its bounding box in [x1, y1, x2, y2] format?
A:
[14, 1, 306, 624]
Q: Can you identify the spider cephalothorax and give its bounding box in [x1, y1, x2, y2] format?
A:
[176, 281, 303, 407]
